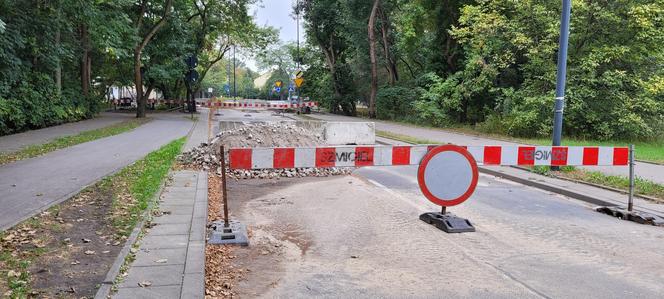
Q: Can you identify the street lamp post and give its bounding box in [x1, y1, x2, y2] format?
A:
[552, 0, 572, 149]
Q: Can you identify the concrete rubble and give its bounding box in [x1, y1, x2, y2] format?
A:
[178, 122, 352, 178]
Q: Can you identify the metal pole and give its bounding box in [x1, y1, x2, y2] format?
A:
[441, 206, 446, 215]
[628, 144, 635, 212]
[220, 145, 230, 227]
[233, 45, 236, 100]
[552, 0, 572, 148]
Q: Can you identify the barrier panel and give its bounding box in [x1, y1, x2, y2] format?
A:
[109, 99, 320, 109]
[228, 145, 629, 170]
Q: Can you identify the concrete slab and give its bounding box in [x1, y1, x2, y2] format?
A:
[132, 247, 187, 267]
[148, 223, 191, 236]
[113, 285, 182, 299]
[152, 214, 192, 225]
[119, 264, 184, 287]
[184, 241, 205, 274]
[158, 205, 194, 215]
[140, 235, 189, 250]
[181, 273, 205, 299]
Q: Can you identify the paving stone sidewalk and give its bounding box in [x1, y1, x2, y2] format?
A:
[112, 170, 207, 298]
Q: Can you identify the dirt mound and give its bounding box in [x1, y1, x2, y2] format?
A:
[178, 122, 351, 178]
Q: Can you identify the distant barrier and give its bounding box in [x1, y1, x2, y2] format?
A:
[109, 99, 319, 109]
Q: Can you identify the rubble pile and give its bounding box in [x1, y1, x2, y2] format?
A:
[178, 122, 352, 178]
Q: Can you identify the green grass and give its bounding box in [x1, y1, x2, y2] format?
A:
[0, 118, 150, 165]
[107, 137, 185, 236]
[376, 130, 439, 145]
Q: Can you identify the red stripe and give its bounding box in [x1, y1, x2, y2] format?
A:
[392, 146, 411, 165]
[355, 147, 374, 167]
[229, 149, 252, 169]
[483, 146, 502, 165]
[613, 147, 629, 165]
[273, 148, 295, 168]
[551, 147, 569, 166]
[315, 148, 336, 167]
[583, 147, 599, 165]
[518, 146, 536, 165]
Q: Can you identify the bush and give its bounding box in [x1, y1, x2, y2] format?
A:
[376, 86, 418, 120]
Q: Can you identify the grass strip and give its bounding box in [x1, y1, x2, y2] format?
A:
[0, 118, 150, 165]
[376, 130, 439, 145]
[0, 137, 185, 297]
[377, 129, 664, 201]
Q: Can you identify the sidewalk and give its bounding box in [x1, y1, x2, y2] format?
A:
[112, 170, 207, 298]
[0, 112, 133, 154]
[105, 109, 211, 298]
[304, 113, 664, 185]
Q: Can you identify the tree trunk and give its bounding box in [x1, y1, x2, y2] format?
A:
[80, 25, 90, 97]
[134, 49, 146, 118]
[379, 8, 398, 85]
[368, 0, 379, 119]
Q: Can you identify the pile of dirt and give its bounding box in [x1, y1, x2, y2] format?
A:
[179, 122, 352, 178]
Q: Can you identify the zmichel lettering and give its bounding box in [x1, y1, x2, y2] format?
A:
[323, 151, 372, 163]
[523, 149, 566, 161]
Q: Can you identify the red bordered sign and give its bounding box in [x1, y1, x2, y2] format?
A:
[417, 145, 479, 207]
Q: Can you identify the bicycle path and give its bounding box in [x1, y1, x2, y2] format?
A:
[0, 113, 194, 231]
[0, 112, 134, 154]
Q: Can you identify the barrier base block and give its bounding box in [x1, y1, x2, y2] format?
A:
[208, 220, 249, 246]
[420, 212, 476, 233]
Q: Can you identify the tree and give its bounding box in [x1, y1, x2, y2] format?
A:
[368, 0, 380, 118]
[131, 0, 173, 118]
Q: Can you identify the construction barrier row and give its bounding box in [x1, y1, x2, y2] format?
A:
[110, 99, 319, 109]
[228, 145, 629, 170]
[201, 101, 319, 109]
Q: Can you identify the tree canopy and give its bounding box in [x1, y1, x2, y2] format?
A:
[299, 0, 664, 140]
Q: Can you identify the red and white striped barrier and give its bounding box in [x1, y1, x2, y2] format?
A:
[111, 99, 184, 105]
[202, 101, 318, 109]
[228, 145, 629, 170]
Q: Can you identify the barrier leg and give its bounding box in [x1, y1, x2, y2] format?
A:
[628, 144, 635, 212]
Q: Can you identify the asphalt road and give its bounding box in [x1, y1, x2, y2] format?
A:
[303, 113, 664, 185]
[228, 167, 664, 298]
[0, 113, 193, 231]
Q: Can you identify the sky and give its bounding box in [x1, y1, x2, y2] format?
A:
[245, 0, 304, 71]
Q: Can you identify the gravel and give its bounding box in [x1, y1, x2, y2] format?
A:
[178, 122, 352, 178]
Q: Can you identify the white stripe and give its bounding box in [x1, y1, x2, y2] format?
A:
[598, 147, 613, 165]
[374, 146, 393, 166]
[501, 146, 518, 166]
[335, 147, 356, 167]
[295, 148, 315, 168]
[467, 146, 484, 166]
[252, 148, 274, 169]
[567, 146, 583, 165]
[409, 146, 428, 165]
[534, 146, 552, 166]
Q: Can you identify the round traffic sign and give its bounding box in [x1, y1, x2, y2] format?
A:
[417, 145, 479, 207]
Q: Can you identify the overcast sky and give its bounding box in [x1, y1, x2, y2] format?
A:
[245, 0, 304, 71]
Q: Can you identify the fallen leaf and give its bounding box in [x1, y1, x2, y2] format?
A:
[84, 250, 95, 255]
[7, 270, 20, 278]
[82, 238, 91, 243]
[102, 250, 110, 254]
[155, 259, 168, 263]
[71, 261, 80, 265]
[130, 248, 138, 254]
[63, 238, 71, 243]
[36, 193, 43, 196]
[138, 280, 152, 287]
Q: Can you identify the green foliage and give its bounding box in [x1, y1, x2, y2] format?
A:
[300, 0, 664, 142]
[376, 86, 418, 120]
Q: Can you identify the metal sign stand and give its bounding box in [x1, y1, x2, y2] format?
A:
[208, 145, 249, 246]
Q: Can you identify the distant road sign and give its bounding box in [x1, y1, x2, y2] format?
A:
[295, 69, 303, 78]
[294, 77, 304, 88]
[275, 87, 281, 93]
[275, 80, 283, 88]
[417, 145, 478, 207]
